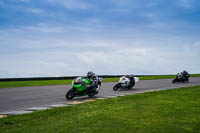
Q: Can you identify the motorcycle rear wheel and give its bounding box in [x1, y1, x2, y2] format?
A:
[88, 92, 96, 97]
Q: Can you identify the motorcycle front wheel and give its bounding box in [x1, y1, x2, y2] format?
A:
[66, 88, 76, 100]
[113, 83, 120, 91]
[172, 79, 176, 83]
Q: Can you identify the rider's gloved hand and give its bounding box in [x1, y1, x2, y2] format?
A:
[85, 85, 90, 88]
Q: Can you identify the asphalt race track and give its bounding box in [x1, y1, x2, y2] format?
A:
[0, 77, 200, 115]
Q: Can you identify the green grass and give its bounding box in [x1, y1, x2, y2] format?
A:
[138, 75, 175, 80]
[0, 85, 200, 133]
[190, 74, 200, 77]
[0, 78, 120, 88]
[0, 74, 200, 88]
[0, 80, 73, 88]
[139, 74, 200, 80]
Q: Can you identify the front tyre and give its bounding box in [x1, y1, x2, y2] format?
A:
[66, 89, 76, 100]
[113, 83, 120, 91]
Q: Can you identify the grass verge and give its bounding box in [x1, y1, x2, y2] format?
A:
[0, 85, 200, 133]
[0, 80, 73, 88]
[0, 74, 200, 88]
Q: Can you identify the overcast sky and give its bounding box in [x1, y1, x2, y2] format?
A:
[0, 0, 200, 78]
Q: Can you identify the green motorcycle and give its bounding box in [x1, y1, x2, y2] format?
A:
[66, 77, 102, 100]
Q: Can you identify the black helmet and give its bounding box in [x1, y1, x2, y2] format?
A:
[87, 71, 94, 79]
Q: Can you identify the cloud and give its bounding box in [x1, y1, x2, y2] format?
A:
[46, 0, 93, 9]
[1, 22, 199, 78]
[177, 0, 195, 9]
[192, 41, 200, 52]
[26, 24, 64, 33]
[3, 0, 32, 3]
[110, 0, 140, 9]
[18, 0, 31, 3]
[1, 42, 199, 78]
[28, 8, 44, 14]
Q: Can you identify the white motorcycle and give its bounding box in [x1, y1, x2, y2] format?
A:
[113, 76, 139, 91]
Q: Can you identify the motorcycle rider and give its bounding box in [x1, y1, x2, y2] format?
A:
[181, 70, 190, 80]
[125, 74, 135, 88]
[182, 70, 189, 76]
[86, 71, 99, 92]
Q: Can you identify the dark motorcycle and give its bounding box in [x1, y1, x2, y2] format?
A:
[172, 73, 190, 83]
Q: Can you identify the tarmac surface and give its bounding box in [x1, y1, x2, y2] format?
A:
[0, 77, 200, 115]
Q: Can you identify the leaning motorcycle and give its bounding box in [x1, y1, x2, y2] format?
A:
[113, 76, 137, 91]
[66, 77, 102, 100]
[172, 73, 190, 83]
